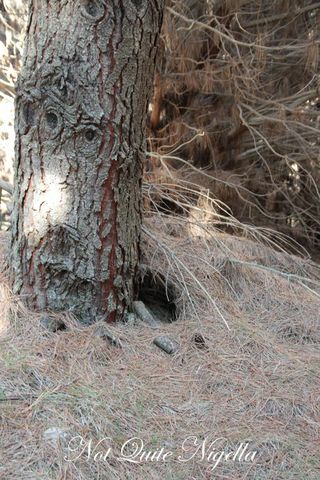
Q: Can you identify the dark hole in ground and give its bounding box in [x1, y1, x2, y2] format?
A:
[40, 315, 66, 332]
[138, 269, 177, 323]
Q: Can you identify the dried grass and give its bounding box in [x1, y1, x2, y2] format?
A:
[0, 213, 320, 479]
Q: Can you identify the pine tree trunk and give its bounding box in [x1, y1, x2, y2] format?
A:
[11, 0, 164, 323]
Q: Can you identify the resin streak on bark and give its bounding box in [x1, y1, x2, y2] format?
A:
[11, 0, 163, 322]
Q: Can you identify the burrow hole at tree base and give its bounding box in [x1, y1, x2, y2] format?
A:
[137, 268, 178, 323]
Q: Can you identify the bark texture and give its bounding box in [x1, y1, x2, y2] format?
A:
[11, 0, 164, 323]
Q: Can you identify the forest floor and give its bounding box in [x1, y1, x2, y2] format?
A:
[0, 215, 320, 480]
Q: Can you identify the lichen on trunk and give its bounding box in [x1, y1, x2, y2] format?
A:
[11, 0, 164, 323]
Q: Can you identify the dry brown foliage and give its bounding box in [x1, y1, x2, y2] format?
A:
[150, 0, 320, 252]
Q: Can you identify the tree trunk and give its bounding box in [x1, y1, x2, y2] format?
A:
[11, 0, 164, 323]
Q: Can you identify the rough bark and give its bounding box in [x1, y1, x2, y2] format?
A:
[11, 0, 164, 323]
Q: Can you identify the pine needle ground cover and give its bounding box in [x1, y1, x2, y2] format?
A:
[0, 218, 319, 479]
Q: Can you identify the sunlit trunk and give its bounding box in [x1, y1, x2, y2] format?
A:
[11, 0, 163, 323]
